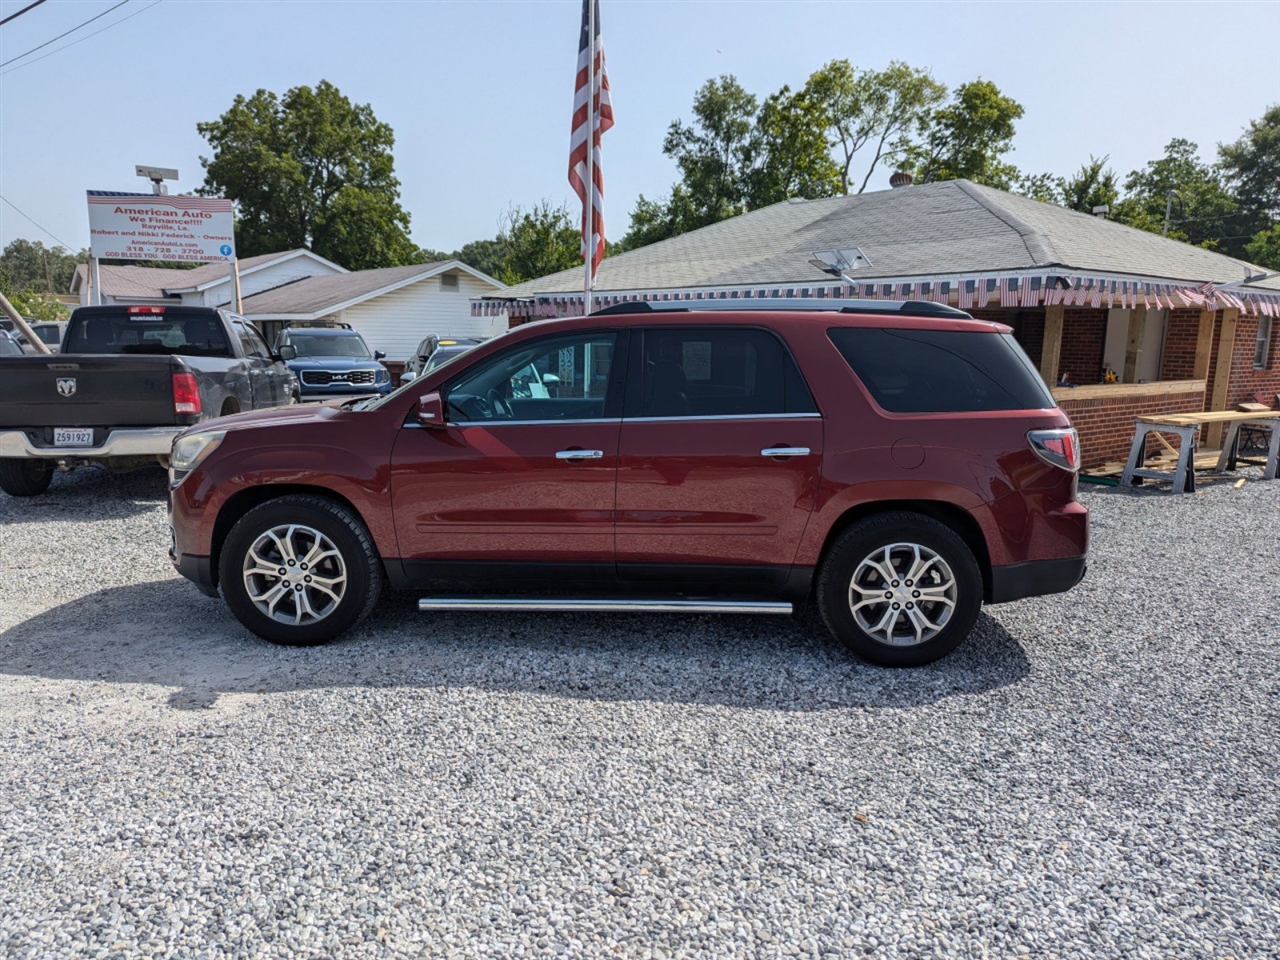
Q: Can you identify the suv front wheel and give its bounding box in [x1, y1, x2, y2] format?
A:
[817, 512, 982, 667]
[219, 495, 382, 645]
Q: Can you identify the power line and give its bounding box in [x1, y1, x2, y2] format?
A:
[0, 0, 161, 75]
[0, 0, 48, 28]
[0, 0, 128, 69]
[0, 194, 78, 251]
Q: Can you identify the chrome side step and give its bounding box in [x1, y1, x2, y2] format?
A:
[417, 598, 793, 615]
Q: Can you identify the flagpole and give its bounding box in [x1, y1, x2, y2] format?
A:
[583, 0, 595, 315]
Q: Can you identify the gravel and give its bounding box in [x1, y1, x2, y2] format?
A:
[1, 465, 1278, 959]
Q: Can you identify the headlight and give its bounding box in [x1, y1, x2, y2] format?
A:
[170, 430, 225, 485]
[376, 368, 390, 381]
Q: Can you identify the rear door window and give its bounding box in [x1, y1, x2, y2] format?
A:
[828, 327, 1054, 412]
[628, 327, 816, 418]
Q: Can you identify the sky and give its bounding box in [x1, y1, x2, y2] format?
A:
[1, 0, 1278, 260]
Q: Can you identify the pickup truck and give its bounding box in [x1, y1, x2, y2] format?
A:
[0, 304, 299, 497]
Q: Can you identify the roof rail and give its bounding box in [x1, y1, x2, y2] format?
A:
[590, 298, 972, 319]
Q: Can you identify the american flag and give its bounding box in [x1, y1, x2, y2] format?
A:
[568, 0, 613, 285]
[898, 282, 914, 300]
[932, 281, 950, 304]
[958, 279, 975, 310]
[1000, 278, 1019, 308]
[1019, 276, 1038, 308]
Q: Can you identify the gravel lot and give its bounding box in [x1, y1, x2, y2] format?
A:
[1, 466, 1277, 959]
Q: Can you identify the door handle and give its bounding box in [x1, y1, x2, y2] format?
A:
[760, 447, 810, 458]
[556, 449, 604, 460]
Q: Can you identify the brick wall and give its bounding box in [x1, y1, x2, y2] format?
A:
[1221, 313, 1280, 408]
[1055, 308, 1108, 384]
[1159, 308, 1205, 381]
[1058, 387, 1207, 468]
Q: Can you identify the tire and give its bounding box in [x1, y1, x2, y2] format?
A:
[218, 494, 382, 646]
[817, 511, 982, 667]
[0, 458, 55, 497]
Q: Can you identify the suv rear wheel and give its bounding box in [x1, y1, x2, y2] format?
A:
[219, 495, 382, 645]
[0, 458, 55, 497]
[817, 512, 982, 667]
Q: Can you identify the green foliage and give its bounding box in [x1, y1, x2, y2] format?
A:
[1245, 223, 1280, 270]
[806, 59, 946, 195]
[0, 239, 86, 294]
[662, 75, 760, 228]
[616, 189, 699, 252]
[492, 202, 582, 285]
[909, 79, 1025, 189]
[1219, 105, 1279, 250]
[747, 84, 842, 208]
[197, 80, 417, 270]
[1110, 138, 1237, 249]
[1014, 155, 1119, 214]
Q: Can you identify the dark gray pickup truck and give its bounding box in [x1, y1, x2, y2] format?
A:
[0, 305, 299, 496]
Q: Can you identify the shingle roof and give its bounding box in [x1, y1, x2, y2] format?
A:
[502, 179, 1271, 297]
[71, 250, 313, 298]
[237, 262, 452, 316]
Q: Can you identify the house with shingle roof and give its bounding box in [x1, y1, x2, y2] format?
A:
[69, 249, 506, 361]
[481, 179, 1279, 468]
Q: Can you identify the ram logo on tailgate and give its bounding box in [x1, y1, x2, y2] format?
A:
[56, 378, 77, 397]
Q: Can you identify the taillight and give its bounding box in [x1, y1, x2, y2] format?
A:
[1028, 427, 1080, 472]
[172, 372, 201, 416]
[129, 305, 165, 315]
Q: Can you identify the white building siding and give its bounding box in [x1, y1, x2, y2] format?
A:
[339, 272, 505, 359]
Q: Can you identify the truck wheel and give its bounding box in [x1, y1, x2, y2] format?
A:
[0, 458, 55, 497]
[816, 512, 982, 667]
[218, 494, 382, 646]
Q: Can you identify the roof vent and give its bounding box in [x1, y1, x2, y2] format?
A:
[889, 171, 914, 189]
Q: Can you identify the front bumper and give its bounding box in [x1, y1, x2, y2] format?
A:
[988, 555, 1087, 604]
[171, 549, 219, 598]
[0, 426, 181, 459]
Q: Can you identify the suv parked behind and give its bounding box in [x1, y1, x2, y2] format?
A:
[169, 300, 1087, 667]
[400, 336, 484, 382]
[277, 325, 392, 400]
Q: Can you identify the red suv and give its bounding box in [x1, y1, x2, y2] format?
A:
[168, 300, 1087, 666]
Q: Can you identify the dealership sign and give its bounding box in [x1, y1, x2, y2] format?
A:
[87, 191, 235, 263]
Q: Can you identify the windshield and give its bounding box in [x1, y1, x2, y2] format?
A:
[64, 316, 232, 357]
[285, 332, 372, 359]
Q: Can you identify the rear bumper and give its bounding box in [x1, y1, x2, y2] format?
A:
[0, 426, 180, 459]
[988, 555, 1086, 604]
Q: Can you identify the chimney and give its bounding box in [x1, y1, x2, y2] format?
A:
[889, 171, 914, 189]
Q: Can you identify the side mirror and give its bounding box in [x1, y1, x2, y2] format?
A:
[278, 344, 297, 361]
[541, 372, 560, 385]
[416, 391, 445, 428]
[374, 350, 387, 360]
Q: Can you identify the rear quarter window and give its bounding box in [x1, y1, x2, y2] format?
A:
[829, 327, 1054, 413]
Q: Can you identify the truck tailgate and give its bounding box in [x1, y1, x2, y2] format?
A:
[0, 355, 179, 428]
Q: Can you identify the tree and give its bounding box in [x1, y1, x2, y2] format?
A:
[662, 75, 760, 228]
[1245, 223, 1280, 270]
[1111, 138, 1237, 249]
[197, 80, 417, 270]
[806, 59, 946, 195]
[1060, 155, 1119, 214]
[0, 239, 86, 294]
[909, 79, 1025, 189]
[492, 202, 582, 285]
[745, 84, 842, 208]
[1219, 105, 1280, 251]
[615, 189, 698, 252]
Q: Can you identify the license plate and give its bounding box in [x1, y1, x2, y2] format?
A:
[54, 428, 94, 446]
